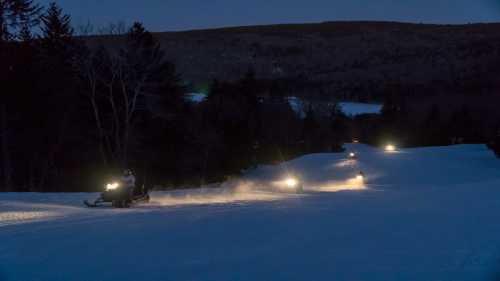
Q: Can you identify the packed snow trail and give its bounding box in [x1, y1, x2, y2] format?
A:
[2, 144, 500, 281]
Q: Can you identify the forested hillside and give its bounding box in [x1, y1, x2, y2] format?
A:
[142, 22, 500, 100]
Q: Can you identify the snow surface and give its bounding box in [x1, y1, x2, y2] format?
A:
[185, 93, 207, 103]
[186, 94, 380, 118]
[287, 96, 306, 118]
[287, 98, 382, 118]
[2, 144, 500, 281]
[339, 102, 382, 116]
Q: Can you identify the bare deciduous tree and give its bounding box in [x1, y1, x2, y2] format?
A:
[80, 22, 183, 169]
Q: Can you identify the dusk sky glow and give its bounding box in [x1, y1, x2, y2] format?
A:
[40, 0, 500, 31]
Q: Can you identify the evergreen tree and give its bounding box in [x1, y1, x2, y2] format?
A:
[41, 2, 74, 49]
[269, 80, 285, 104]
[40, 2, 77, 75]
[425, 104, 441, 127]
[420, 104, 448, 146]
[0, 0, 41, 41]
[18, 22, 32, 41]
[330, 102, 348, 150]
[381, 94, 398, 121]
[240, 67, 259, 106]
[448, 105, 478, 143]
[239, 67, 260, 144]
[488, 129, 500, 158]
[0, 0, 41, 191]
[302, 104, 319, 152]
[30, 2, 80, 190]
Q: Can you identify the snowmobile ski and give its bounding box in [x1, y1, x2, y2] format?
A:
[84, 200, 99, 208]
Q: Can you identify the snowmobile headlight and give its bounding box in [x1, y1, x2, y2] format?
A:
[385, 144, 396, 152]
[356, 175, 364, 181]
[286, 178, 298, 188]
[106, 182, 120, 191]
[349, 152, 356, 158]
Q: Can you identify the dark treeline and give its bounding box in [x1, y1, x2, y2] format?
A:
[0, 1, 348, 192]
[1, 1, 499, 192]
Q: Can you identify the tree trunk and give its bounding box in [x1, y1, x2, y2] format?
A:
[85, 66, 108, 166]
[108, 91, 121, 165]
[119, 76, 132, 169]
[89, 97, 108, 166]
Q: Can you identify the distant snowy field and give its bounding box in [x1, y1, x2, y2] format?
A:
[185, 92, 206, 103]
[339, 102, 382, 116]
[2, 144, 500, 281]
[186, 94, 381, 117]
[287, 99, 382, 117]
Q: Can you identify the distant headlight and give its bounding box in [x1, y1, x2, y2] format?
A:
[106, 182, 120, 191]
[349, 152, 356, 158]
[385, 144, 396, 152]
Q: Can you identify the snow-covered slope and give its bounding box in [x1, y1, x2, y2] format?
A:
[2, 144, 500, 281]
[339, 102, 382, 116]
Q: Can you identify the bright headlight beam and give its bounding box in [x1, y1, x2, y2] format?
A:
[286, 178, 298, 188]
[106, 182, 120, 191]
[385, 144, 396, 152]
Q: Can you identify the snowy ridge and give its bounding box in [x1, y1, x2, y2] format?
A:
[1, 144, 500, 281]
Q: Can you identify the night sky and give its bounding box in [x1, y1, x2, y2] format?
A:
[40, 0, 500, 31]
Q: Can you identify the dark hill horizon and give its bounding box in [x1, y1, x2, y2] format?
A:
[88, 21, 500, 103]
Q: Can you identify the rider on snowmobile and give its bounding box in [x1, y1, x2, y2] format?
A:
[84, 168, 150, 208]
[122, 169, 136, 200]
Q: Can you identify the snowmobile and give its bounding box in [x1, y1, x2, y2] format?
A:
[84, 180, 150, 208]
[282, 176, 304, 193]
[348, 151, 357, 160]
[356, 171, 365, 181]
